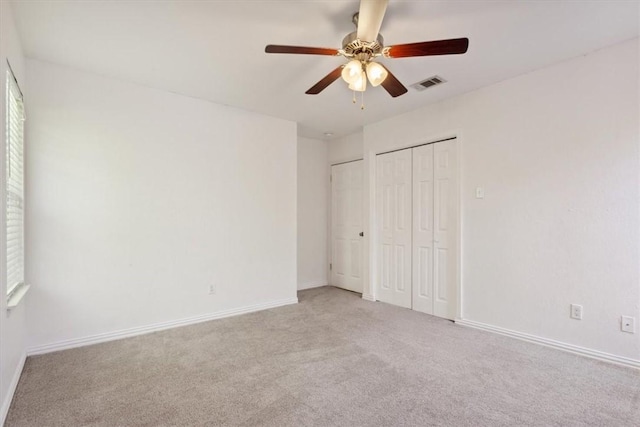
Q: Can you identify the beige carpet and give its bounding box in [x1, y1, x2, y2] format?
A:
[7, 286, 640, 426]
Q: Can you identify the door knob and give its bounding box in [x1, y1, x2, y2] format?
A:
[359, 232, 364, 237]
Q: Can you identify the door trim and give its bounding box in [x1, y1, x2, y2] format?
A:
[331, 158, 363, 167]
[376, 137, 456, 156]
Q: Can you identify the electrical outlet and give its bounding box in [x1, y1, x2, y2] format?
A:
[621, 316, 636, 333]
[475, 187, 484, 199]
[570, 304, 583, 320]
[208, 284, 216, 295]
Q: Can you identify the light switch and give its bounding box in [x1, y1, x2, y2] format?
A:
[621, 316, 636, 333]
[475, 187, 484, 199]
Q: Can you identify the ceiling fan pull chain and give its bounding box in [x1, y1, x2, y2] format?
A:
[352, 90, 356, 104]
[361, 91, 365, 110]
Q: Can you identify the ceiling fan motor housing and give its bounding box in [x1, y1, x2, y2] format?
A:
[341, 31, 384, 60]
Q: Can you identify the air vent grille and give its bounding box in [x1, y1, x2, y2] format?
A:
[411, 76, 446, 92]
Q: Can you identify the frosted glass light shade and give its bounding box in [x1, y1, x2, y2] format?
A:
[348, 70, 367, 92]
[366, 62, 388, 87]
[341, 60, 363, 85]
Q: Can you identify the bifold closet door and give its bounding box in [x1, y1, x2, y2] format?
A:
[376, 149, 412, 308]
[412, 140, 458, 319]
[412, 144, 435, 314]
[331, 161, 363, 293]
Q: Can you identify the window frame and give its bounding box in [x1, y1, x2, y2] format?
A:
[5, 61, 25, 301]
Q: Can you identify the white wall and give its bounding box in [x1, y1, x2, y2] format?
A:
[25, 59, 298, 351]
[329, 131, 363, 165]
[364, 39, 639, 361]
[297, 137, 328, 290]
[0, 1, 28, 422]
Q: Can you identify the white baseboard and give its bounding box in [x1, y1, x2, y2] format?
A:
[362, 294, 376, 302]
[1, 351, 26, 426]
[456, 318, 640, 370]
[27, 297, 298, 356]
[297, 281, 327, 291]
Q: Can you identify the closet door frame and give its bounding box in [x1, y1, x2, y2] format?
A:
[369, 134, 462, 320]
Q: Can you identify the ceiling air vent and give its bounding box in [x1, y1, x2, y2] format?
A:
[411, 76, 446, 92]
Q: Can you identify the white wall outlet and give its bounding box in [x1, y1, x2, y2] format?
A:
[208, 284, 216, 295]
[475, 187, 485, 199]
[621, 316, 635, 333]
[570, 304, 583, 320]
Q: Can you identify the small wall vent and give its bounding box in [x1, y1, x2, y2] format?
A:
[411, 76, 446, 92]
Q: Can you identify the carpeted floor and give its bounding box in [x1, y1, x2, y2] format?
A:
[6, 286, 640, 426]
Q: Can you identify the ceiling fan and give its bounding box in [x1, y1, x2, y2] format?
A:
[265, 0, 469, 100]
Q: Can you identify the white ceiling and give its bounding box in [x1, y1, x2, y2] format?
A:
[11, 0, 640, 140]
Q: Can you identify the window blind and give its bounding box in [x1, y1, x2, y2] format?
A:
[6, 71, 24, 297]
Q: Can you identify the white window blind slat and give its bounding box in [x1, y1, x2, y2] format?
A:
[6, 70, 25, 297]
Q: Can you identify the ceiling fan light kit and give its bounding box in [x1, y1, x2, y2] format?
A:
[341, 59, 364, 86]
[265, 0, 469, 104]
[366, 62, 388, 87]
[348, 71, 367, 92]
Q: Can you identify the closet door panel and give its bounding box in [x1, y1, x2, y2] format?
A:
[377, 154, 395, 300]
[412, 144, 435, 314]
[433, 140, 458, 319]
[394, 153, 412, 305]
[376, 149, 412, 308]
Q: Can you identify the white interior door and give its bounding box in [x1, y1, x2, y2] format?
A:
[376, 149, 412, 308]
[432, 139, 458, 319]
[331, 161, 363, 293]
[412, 144, 435, 314]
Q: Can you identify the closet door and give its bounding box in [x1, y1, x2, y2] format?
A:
[412, 144, 435, 314]
[376, 149, 412, 308]
[432, 139, 458, 319]
[331, 161, 363, 293]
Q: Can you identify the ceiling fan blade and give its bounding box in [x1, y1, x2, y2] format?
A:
[379, 65, 408, 98]
[385, 38, 469, 58]
[306, 66, 344, 95]
[265, 45, 339, 56]
[356, 0, 389, 42]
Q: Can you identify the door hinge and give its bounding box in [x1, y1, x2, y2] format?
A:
[329, 263, 332, 270]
